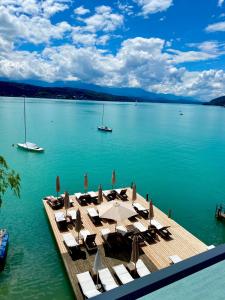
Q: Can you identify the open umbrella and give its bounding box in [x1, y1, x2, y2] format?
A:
[97, 184, 103, 204]
[132, 183, 137, 202]
[131, 235, 139, 270]
[75, 209, 82, 241]
[111, 170, 116, 189]
[149, 200, 154, 226]
[98, 200, 137, 230]
[56, 176, 60, 198]
[84, 173, 88, 193]
[93, 249, 104, 285]
[64, 191, 70, 216]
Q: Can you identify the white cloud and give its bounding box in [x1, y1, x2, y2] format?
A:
[134, 0, 173, 16]
[168, 49, 217, 63]
[218, 0, 224, 7]
[206, 21, 225, 32]
[74, 6, 90, 16]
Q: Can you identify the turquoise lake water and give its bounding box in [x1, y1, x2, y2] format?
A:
[0, 97, 225, 299]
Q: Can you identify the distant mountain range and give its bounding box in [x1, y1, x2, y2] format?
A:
[204, 95, 225, 107]
[0, 80, 200, 104]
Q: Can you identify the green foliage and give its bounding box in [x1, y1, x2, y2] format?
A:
[0, 156, 21, 204]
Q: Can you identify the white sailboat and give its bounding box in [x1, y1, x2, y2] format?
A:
[17, 96, 44, 152]
[97, 104, 112, 132]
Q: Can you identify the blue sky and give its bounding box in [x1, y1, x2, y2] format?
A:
[0, 0, 225, 100]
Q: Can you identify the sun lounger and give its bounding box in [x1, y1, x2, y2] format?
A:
[133, 222, 155, 243]
[54, 212, 67, 231]
[116, 189, 128, 201]
[75, 193, 90, 206]
[133, 203, 149, 219]
[88, 191, 98, 204]
[67, 210, 77, 224]
[46, 196, 63, 210]
[87, 207, 101, 225]
[113, 264, 134, 284]
[98, 268, 119, 291]
[62, 233, 80, 258]
[132, 259, 151, 277]
[151, 219, 172, 239]
[169, 255, 182, 264]
[207, 245, 215, 250]
[77, 271, 102, 298]
[103, 190, 117, 201]
[116, 225, 128, 236]
[80, 229, 97, 252]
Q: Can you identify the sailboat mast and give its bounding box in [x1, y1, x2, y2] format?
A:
[23, 96, 27, 143]
[101, 104, 104, 126]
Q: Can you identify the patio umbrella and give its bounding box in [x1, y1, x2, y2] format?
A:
[56, 176, 60, 198]
[149, 200, 154, 226]
[84, 173, 88, 193]
[93, 249, 104, 285]
[111, 170, 116, 189]
[97, 184, 103, 204]
[132, 183, 137, 202]
[98, 200, 137, 229]
[131, 235, 139, 270]
[64, 191, 70, 216]
[75, 209, 82, 241]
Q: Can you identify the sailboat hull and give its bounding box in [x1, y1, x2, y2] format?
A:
[17, 143, 44, 152]
[97, 126, 112, 132]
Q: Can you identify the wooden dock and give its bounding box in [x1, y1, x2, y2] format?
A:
[43, 188, 208, 299]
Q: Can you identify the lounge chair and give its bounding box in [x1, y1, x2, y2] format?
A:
[133, 222, 155, 243]
[103, 190, 117, 201]
[77, 271, 102, 298]
[151, 219, 172, 239]
[116, 189, 128, 201]
[80, 229, 97, 252]
[116, 225, 128, 236]
[133, 203, 149, 219]
[169, 255, 182, 264]
[87, 207, 101, 225]
[75, 193, 90, 206]
[55, 212, 67, 231]
[67, 210, 77, 225]
[113, 264, 134, 284]
[98, 268, 119, 291]
[128, 259, 151, 277]
[62, 232, 80, 258]
[45, 196, 63, 210]
[88, 191, 98, 204]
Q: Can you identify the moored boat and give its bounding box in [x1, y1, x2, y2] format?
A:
[97, 126, 112, 132]
[0, 229, 9, 271]
[17, 142, 44, 152]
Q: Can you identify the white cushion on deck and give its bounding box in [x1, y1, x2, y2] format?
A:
[67, 210, 77, 220]
[54, 212, 66, 222]
[77, 271, 101, 298]
[116, 225, 127, 236]
[207, 245, 215, 250]
[75, 192, 82, 199]
[169, 255, 182, 264]
[88, 191, 97, 198]
[101, 228, 111, 238]
[133, 203, 146, 211]
[133, 222, 147, 232]
[62, 233, 78, 247]
[136, 259, 151, 277]
[80, 229, 91, 241]
[87, 207, 98, 217]
[98, 268, 118, 291]
[113, 264, 134, 284]
[151, 219, 163, 230]
[103, 190, 111, 196]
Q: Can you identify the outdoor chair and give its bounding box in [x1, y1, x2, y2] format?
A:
[103, 190, 117, 201]
[75, 193, 90, 206]
[62, 232, 80, 258]
[88, 191, 98, 204]
[98, 268, 119, 291]
[67, 210, 77, 225]
[116, 189, 128, 201]
[87, 207, 101, 225]
[151, 219, 172, 239]
[133, 222, 155, 243]
[76, 271, 102, 298]
[133, 202, 149, 219]
[54, 211, 67, 231]
[113, 264, 134, 285]
[128, 259, 151, 277]
[46, 196, 63, 210]
[80, 229, 97, 252]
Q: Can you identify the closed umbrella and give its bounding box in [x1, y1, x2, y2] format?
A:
[97, 184, 103, 204]
[56, 176, 60, 198]
[64, 191, 70, 216]
[75, 209, 82, 241]
[93, 249, 104, 285]
[84, 173, 88, 193]
[132, 183, 137, 202]
[131, 235, 139, 270]
[111, 170, 116, 189]
[149, 200, 154, 226]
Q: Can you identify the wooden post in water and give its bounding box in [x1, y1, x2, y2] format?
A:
[168, 209, 172, 219]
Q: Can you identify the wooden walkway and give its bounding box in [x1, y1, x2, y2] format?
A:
[43, 188, 208, 299]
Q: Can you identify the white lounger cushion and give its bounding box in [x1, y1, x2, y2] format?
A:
[98, 268, 118, 291]
[88, 191, 97, 198]
[113, 264, 134, 284]
[62, 233, 78, 247]
[116, 225, 127, 236]
[115, 189, 122, 194]
[103, 190, 111, 196]
[133, 203, 147, 211]
[133, 222, 147, 232]
[169, 255, 182, 264]
[80, 229, 91, 241]
[55, 212, 66, 222]
[77, 271, 101, 298]
[87, 207, 99, 217]
[101, 228, 111, 238]
[75, 192, 82, 199]
[151, 219, 163, 230]
[136, 259, 151, 277]
[67, 210, 77, 220]
[207, 245, 215, 250]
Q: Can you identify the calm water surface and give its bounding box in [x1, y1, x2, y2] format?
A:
[0, 97, 225, 299]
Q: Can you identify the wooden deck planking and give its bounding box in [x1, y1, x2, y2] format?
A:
[43, 187, 208, 299]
